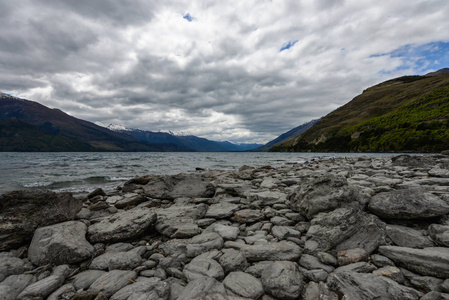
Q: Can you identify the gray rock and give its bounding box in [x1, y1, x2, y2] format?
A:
[17, 275, 65, 300]
[408, 275, 443, 292]
[89, 251, 142, 270]
[334, 262, 377, 273]
[368, 188, 449, 219]
[87, 206, 157, 243]
[204, 223, 240, 241]
[421, 291, 442, 300]
[106, 242, 134, 252]
[0, 256, 32, 282]
[244, 261, 274, 278]
[270, 216, 295, 226]
[223, 271, 264, 299]
[289, 174, 363, 219]
[337, 248, 369, 266]
[316, 252, 338, 266]
[0, 274, 36, 300]
[227, 241, 301, 262]
[370, 254, 395, 268]
[114, 194, 148, 209]
[157, 203, 208, 220]
[88, 270, 137, 297]
[177, 277, 226, 300]
[302, 282, 338, 300]
[327, 271, 422, 300]
[159, 239, 189, 257]
[261, 261, 303, 300]
[205, 203, 240, 219]
[28, 221, 94, 266]
[186, 233, 224, 258]
[143, 174, 215, 200]
[379, 246, 449, 278]
[183, 258, 225, 282]
[271, 226, 301, 240]
[69, 270, 107, 290]
[387, 225, 434, 248]
[372, 266, 405, 284]
[334, 213, 386, 254]
[429, 224, 449, 247]
[234, 209, 264, 223]
[218, 249, 249, 273]
[247, 191, 287, 207]
[47, 283, 76, 300]
[0, 190, 82, 251]
[303, 269, 329, 282]
[156, 217, 202, 238]
[110, 277, 170, 300]
[306, 208, 363, 252]
[299, 254, 335, 273]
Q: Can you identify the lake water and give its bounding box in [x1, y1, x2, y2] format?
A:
[0, 152, 399, 195]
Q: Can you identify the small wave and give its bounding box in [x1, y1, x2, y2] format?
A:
[84, 176, 109, 184]
[108, 176, 133, 181]
[22, 181, 54, 188]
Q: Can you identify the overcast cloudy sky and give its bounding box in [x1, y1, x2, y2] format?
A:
[1, 0, 449, 143]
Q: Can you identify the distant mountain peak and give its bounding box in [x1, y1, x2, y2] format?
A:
[425, 68, 449, 76]
[107, 124, 132, 131]
[0, 92, 24, 101]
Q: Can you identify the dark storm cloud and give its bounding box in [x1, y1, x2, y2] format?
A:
[2, 0, 449, 143]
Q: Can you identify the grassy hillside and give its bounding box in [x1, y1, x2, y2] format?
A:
[271, 73, 449, 152]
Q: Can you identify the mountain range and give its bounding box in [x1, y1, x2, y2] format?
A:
[270, 69, 449, 152]
[0, 93, 261, 152]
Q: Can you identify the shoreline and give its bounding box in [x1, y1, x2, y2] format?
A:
[1, 153, 449, 299]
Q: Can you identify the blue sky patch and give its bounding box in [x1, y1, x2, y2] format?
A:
[372, 41, 449, 74]
[280, 40, 298, 52]
[183, 13, 194, 22]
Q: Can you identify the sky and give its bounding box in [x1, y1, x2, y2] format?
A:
[1, 0, 449, 144]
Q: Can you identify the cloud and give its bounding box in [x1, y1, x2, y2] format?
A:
[1, 0, 449, 143]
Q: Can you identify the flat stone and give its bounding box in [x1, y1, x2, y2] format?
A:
[247, 191, 287, 207]
[0, 190, 82, 251]
[88, 270, 137, 297]
[223, 271, 264, 299]
[114, 194, 148, 209]
[143, 174, 215, 200]
[379, 246, 449, 278]
[89, 251, 142, 270]
[87, 206, 157, 243]
[334, 262, 377, 274]
[186, 233, 224, 258]
[28, 221, 94, 266]
[289, 174, 363, 219]
[429, 224, 449, 247]
[0, 274, 36, 300]
[261, 261, 303, 300]
[204, 223, 240, 241]
[183, 258, 225, 282]
[156, 217, 202, 238]
[245, 261, 274, 278]
[234, 209, 264, 223]
[302, 282, 338, 300]
[47, 283, 76, 300]
[271, 226, 301, 240]
[368, 188, 449, 219]
[372, 266, 405, 284]
[205, 203, 240, 219]
[0, 256, 32, 282]
[177, 277, 226, 300]
[218, 249, 249, 273]
[299, 254, 335, 273]
[227, 241, 301, 262]
[387, 225, 434, 248]
[327, 271, 422, 300]
[337, 248, 369, 266]
[110, 277, 169, 300]
[17, 275, 65, 300]
[69, 270, 107, 290]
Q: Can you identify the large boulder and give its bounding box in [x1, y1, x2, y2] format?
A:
[0, 256, 32, 282]
[289, 175, 363, 219]
[28, 221, 94, 266]
[222, 271, 264, 299]
[368, 188, 449, 219]
[143, 174, 215, 200]
[327, 271, 422, 300]
[0, 190, 82, 251]
[261, 261, 304, 300]
[87, 206, 157, 243]
[386, 225, 434, 249]
[379, 246, 449, 278]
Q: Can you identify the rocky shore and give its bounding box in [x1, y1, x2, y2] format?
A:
[2, 153, 449, 299]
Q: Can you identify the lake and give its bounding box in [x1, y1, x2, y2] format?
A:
[0, 152, 399, 195]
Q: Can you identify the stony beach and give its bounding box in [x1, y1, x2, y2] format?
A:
[2, 153, 449, 299]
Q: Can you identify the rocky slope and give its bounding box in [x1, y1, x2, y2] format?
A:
[271, 71, 449, 152]
[2, 153, 449, 299]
